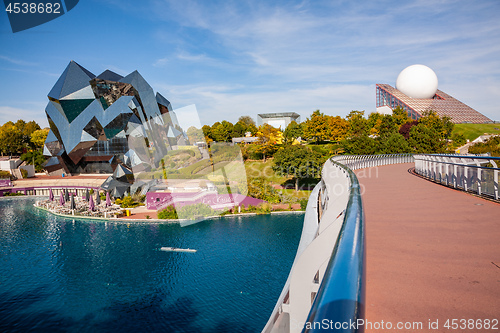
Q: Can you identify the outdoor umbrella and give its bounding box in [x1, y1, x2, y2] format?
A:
[59, 191, 65, 206]
[64, 189, 69, 202]
[49, 188, 54, 201]
[95, 192, 101, 205]
[70, 194, 76, 210]
[89, 195, 95, 212]
[106, 192, 111, 207]
[85, 189, 90, 202]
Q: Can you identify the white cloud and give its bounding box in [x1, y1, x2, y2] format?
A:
[0, 106, 49, 128]
[153, 57, 169, 67]
[0, 55, 38, 67]
[157, 82, 374, 126]
[144, 0, 500, 122]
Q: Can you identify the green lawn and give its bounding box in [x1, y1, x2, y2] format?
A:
[452, 123, 500, 142]
[282, 188, 312, 200]
[244, 159, 288, 184]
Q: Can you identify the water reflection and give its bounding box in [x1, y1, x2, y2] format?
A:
[0, 198, 303, 332]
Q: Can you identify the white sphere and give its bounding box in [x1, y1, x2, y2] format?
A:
[396, 64, 438, 99]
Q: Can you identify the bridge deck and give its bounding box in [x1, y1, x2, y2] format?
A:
[356, 163, 500, 332]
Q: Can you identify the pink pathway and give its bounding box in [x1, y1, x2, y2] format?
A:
[356, 163, 500, 332]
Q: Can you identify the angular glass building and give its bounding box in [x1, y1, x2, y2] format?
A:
[43, 61, 186, 177]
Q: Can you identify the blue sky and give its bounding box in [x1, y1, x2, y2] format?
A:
[0, 0, 499, 128]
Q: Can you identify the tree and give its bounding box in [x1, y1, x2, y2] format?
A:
[404, 111, 454, 153]
[376, 133, 411, 154]
[21, 150, 46, 172]
[392, 106, 412, 126]
[30, 128, 49, 149]
[451, 133, 467, 148]
[342, 135, 377, 155]
[399, 120, 419, 139]
[408, 123, 447, 153]
[283, 120, 303, 144]
[327, 116, 349, 142]
[303, 110, 329, 143]
[0, 122, 23, 155]
[210, 121, 221, 139]
[256, 142, 278, 162]
[202, 125, 213, 143]
[246, 177, 280, 203]
[346, 110, 369, 138]
[186, 126, 204, 144]
[238, 115, 256, 127]
[418, 110, 453, 140]
[212, 121, 233, 142]
[16, 120, 41, 149]
[256, 124, 281, 161]
[273, 145, 323, 191]
[257, 123, 281, 144]
[231, 121, 247, 138]
[246, 123, 258, 136]
[367, 112, 383, 136]
[378, 114, 398, 138]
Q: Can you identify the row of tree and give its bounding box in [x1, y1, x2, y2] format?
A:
[196, 108, 467, 192]
[199, 107, 465, 156]
[0, 120, 49, 172]
[199, 116, 258, 143]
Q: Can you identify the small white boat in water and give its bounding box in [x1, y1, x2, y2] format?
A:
[160, 247, 197, 253]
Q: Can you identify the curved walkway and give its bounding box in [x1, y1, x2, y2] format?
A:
[356, 163, 500, 332]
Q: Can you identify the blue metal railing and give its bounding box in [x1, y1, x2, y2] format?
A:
[263, 154, 415, 333]
[303, 161, 365, 332]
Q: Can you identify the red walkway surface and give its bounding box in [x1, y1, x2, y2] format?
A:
[356, 163, 500, 332]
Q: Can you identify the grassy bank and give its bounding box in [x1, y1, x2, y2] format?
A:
[452, 123, 500, 142]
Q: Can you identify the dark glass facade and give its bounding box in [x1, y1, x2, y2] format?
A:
[43, 61, 185, 178]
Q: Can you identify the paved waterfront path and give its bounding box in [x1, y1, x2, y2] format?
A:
[13, 174, 108, 188]
[356, 163, 500, 332]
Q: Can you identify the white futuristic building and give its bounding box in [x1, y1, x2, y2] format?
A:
[376, 64, 491, 123]
[257, 112, 301, 129]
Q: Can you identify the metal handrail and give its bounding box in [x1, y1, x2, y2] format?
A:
[303, 160, 365, 332]
[414, 154, 499, 200]
[331, 154, 414, 170]
[263, 153, 417, 333]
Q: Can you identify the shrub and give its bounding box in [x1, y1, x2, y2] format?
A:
[256, 202, 272, 214]
[451, 133, 466, 147]
[468, 136, 500, 156]
[157, 205, 178, 219]
[299, 199, 308, 211]
[0, 170, 12, 179]
[4, 192, 24, 196]
[247, 177, 280, 203]
[20, 169, 28, 179]
[177, 203, 214, 220]
[244, 204, 256, 212]
[120, 195, 139, 208]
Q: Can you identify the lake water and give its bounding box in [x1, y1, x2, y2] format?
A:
[0, 197, 303, 333]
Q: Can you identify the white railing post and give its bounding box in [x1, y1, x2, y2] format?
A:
[463, 166, 469, 191]
[453, 164, 457, 188]
[477, 168, 482, 196]
[495, 169, 499, 200]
